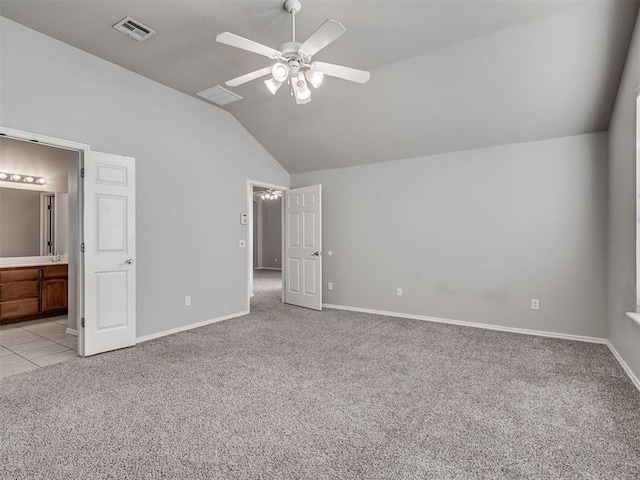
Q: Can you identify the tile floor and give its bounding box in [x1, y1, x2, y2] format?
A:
[0, 317, 78, 379]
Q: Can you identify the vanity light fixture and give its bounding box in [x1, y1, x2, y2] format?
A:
[0, 172, 46, 185]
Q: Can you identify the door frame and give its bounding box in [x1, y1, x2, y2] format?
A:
[1, 126, 89, 356]
[246, 179, 288, 311]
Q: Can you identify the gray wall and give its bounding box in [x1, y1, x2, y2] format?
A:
[67, 153, 80, 332]
[54, 192, 68, 255]
[259, 197, 282, 269]
[607, 9, 640, 379]
[0, 188, 41, 257]
[293, 133, 608, 338]
[0, 17, 289, 338]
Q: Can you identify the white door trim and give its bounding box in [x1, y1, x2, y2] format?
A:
[246, 179, 288, 311]
[0, 127, 90, 152]
[1, 126, 89, 355]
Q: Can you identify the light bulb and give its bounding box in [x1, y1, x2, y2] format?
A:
[265, 77, 282, 95]
[305, 69, 324, 89]
[10, 174, 22, 181]
[37, 178, 46, 185]
[0, 173, 7, 180]
[24, 176, 35, 183]
[271, 63, 289, 83]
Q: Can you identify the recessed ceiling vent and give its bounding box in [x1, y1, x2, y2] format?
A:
[113, 16, 156, 42]
[196, 85, 243, 106]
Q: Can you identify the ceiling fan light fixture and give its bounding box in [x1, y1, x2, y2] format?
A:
[265, 77, 283, 95]
[305, 68, 324, 88]
[293, 73, 311, 103]
[272, 63, 289, 83]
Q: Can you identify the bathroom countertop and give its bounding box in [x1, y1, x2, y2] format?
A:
[0, 256, 69, 268]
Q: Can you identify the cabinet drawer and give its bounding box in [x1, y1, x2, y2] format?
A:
[0, 268, 41, 283]
[42, 265, 68, 279]
[0, 299, 40, 319]
[0, 282, 39, 302]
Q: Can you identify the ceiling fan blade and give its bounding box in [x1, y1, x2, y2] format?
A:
[299, 19, 346, 57]
[216, 32, 281, 59]
[314, 61, 370, 84]
[225, 66, 273, 87]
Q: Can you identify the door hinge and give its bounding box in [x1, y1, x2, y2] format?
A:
[80, 168, 84, 178]
[81, 243, 85, 253]
[81, 318, 85, 328]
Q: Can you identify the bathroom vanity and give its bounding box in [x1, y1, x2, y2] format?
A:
[0, 261, 68, 325]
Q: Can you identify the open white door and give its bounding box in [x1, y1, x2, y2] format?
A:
[83, 151, 136, 356]
[284, 185, 322, 310]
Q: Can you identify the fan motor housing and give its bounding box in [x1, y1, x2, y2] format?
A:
[279, 41, 303, 59]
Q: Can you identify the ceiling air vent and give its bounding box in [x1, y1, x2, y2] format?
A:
[113, 16, 156, 42]
[195, 85, 243, 106]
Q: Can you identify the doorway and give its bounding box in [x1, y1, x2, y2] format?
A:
[0, 135, 80, 377]
[247, 180, 286, 311]
[1, 126, 137, 367]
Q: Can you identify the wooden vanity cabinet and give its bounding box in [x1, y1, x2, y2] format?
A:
[42, 266, 68, 312]
[0, 264, 68, 325]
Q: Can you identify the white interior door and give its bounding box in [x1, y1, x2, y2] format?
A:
[284, 185, 322, 310]
[83, 151, 136, 356]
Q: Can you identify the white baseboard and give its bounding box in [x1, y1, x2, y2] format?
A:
[322, 304, 607, 344]
[66, 328, 78, 336]
[606, 341, 640, 392]
[136, 310, 249, 343]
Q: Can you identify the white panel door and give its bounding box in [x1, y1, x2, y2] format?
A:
[83, 151, 136, 356]
[285, 185, 322, 310]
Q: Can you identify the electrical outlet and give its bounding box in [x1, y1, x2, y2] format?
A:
[275, 258, 278, 263]
[185, 296, 191, 307]
[531, 299, 539, 310]
[328, 282, 333, 291]
[396, 287, 403, 296]
[239, 239, 246, 248]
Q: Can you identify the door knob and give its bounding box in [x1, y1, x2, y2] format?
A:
[311, 251, 320, 257]
[121, 258, 134, 265]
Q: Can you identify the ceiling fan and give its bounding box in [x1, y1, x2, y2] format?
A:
[254, 189, 283, 200]
[216, 0, 370, 105]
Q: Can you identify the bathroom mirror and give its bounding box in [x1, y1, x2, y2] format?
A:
[0, 187, 68, 258]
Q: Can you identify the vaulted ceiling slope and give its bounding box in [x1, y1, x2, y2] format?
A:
[1, 1, 637, 173]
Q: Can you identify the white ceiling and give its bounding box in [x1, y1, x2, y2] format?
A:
[0, 0, 637, 173]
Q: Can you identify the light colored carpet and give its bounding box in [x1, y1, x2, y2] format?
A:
[1, 269, 639, 479]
